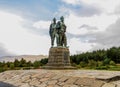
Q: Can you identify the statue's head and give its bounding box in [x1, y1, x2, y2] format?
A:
[60, 16, 64, 22]
[53, 18, 56, 23]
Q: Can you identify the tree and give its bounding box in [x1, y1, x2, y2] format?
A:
[40, 58, 48, 65]
[103, 57, 111, 65]
[19, 58, 27, 67]
[14, 59, 20, 67]
[33, 61, 41, 68]
[26, 61, 33, 67]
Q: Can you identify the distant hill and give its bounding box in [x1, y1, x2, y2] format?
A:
[0, 55, 48, 62]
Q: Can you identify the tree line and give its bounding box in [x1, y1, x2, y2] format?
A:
[70, 47, 120, 70]
[71, 47, 120, 64]
[0, 58, 48, 72]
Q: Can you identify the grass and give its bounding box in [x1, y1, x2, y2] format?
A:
[75, 64, 120, 71]
[0, 64, 120, 73]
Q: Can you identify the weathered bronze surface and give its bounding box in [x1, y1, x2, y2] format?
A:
[49, 16, 67, 47]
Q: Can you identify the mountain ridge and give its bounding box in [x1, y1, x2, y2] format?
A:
[0, 55, 48, 62]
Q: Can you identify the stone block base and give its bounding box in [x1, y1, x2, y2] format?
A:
[44, 47, 75, 69]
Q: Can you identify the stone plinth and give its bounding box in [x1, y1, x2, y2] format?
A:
[45, 47, 74, 69]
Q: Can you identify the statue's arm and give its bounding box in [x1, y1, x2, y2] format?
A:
[49, 24, 52, 36]
[64, 25, 67, 32]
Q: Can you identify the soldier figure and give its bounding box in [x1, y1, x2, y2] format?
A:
[56, 16, 67, 47]
[49, 16, 67, 47]
[49, 18, 59, 47]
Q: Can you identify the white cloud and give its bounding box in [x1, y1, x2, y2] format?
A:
[0, 11, 50, 56]
[80, 0, 120, 13]
[65, 13, 118, 35]
[90, 18, 120, 50]
[62, 0, 120, 14]
[0, 43, 14, 57]
[54, 6, 70, 17]
[33, 21, 50, 29]
[69, 38, 93, 54]
[62, 0, 79, 5]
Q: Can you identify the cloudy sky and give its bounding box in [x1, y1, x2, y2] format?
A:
[0, 0, 120, 57]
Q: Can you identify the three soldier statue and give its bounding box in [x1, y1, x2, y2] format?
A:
[49, 16, 67, 47]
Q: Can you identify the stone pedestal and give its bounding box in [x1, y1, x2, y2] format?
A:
[44, 47, 74, 69]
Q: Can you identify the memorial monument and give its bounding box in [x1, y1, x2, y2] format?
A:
[45, 16, 73, 69]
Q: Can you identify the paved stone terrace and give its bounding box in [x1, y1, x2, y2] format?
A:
[0, 69, 120, 87]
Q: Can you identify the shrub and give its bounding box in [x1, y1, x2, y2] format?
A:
[97, 61, 103, 67]
[71, 63, 77, 67]
[79, 62, 87, 67]
[33, 61, 41, 68]
[109, 60, 116, 65]
[3, 64, 8, 70]
[10, 63, 15, 69]
[88, 60, 97, 68]
[0, 68, 5, 72]
[103, 58, 111, 65]
[96, 66, 108, 70]
[40, 58, 48, 65]
[76, 64, 81, 68]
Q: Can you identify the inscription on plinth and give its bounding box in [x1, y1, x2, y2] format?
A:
[46, 47, 71, 68]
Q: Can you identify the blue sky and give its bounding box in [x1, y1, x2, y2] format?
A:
[0, 0, 120, 57]
[0, 0, 64, 20]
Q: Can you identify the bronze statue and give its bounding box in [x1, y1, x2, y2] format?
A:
[49, 18, 59, 47]
[49, 16, 67, 47]
[56, 16, 67, 47]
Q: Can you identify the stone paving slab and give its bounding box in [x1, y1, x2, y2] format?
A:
[0, 69, 120, 87]
[102, 83, 116, 87]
